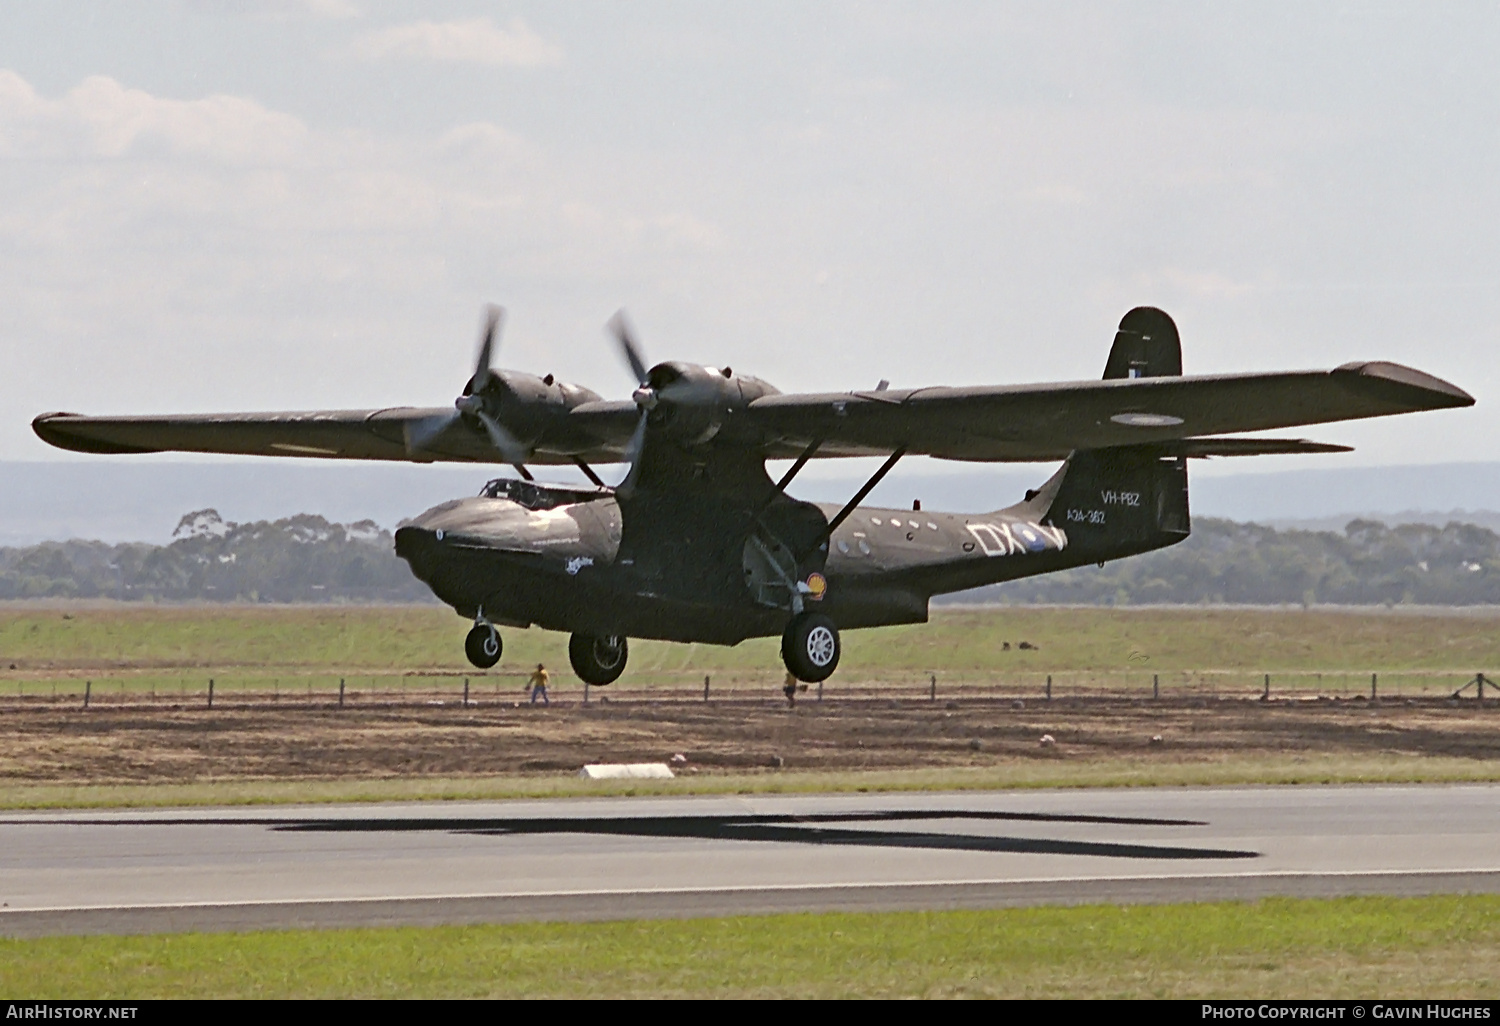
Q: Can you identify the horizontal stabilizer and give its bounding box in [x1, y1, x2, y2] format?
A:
[1159, 437, 1354, 458]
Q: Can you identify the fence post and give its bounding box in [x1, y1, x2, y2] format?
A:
[83, 680, 90, 709]
[207, 678, 214, 708]
[930, 674, 936, 701]
[704, 675, 710, 702]
[339, 678, 346, 708]
[461, 677, 468, 708]
[1046, 674, 1052, 701]
[1371, 672, 1378, 701]
[584, 682, 590, 705]
[1262, 673, 1270, 701]
[817, 678, 823, 703]
[1153, 674, 1159, 700]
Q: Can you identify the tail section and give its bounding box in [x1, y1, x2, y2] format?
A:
[1024, 307, 1189, 560]
[1024, 305, 1189, 560]
[1034, 445, 1190, 562]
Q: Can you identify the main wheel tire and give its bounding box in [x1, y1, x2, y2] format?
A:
[569, 633, 629, 686]
[781, 612, 840, 683]
[464, 624, 502, 669]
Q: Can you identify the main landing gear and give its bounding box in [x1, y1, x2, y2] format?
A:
[570, 633, 629, 686]
[781, 611, 840, 683]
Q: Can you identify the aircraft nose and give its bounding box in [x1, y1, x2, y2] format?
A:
[393, 525, 430, 563]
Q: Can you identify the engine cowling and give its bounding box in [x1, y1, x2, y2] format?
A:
[639, 362, 779, 446]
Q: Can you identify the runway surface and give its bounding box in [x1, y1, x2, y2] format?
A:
[3, 784, 1499, 936]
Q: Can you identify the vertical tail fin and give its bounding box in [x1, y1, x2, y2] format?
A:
[1103, 307, 1181, 380]
[1007, 307, 1190, 563]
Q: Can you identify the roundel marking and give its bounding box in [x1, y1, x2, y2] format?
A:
[1110, 412, 1184, 427]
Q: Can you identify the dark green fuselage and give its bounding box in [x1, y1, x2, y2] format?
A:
[393, 445, 1190, 645]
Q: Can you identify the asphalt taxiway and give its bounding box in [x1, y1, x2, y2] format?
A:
[2, 784, 1498, 936]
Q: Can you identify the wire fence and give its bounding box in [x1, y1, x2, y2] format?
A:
[1, 668, 1496, 710]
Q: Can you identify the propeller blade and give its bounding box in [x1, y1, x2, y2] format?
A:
[403, 411, 460, 455]
[616, 407, 650, 497]
[476, 409, 531, 466]
[608, 309, 650, 386]
[470, 304, 505, 394]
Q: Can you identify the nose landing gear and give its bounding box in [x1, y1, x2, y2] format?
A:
[464, 612, 502, 669]
[781, 611, 840, 683]
[569, 633, 629, 685]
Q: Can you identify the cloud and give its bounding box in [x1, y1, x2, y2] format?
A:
[0, 68, 734, 428]
[349, 17, 563, 67]
[0, 70, 308, 165]
[437, 121, 530, 161]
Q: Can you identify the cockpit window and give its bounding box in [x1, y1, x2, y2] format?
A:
[479, 478, 612, 511]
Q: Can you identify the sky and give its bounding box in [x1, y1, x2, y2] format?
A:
[1, 1, 1496, 484]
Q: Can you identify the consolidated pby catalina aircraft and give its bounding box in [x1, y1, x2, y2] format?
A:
[33, 306, 1473, 685]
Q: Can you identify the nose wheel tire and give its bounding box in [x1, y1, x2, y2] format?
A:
[464, 624, 502, 669]
[569, 633, 629, 685]
[781, 612, 840, 683]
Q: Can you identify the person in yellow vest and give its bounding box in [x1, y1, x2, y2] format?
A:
[783, 670, 798, 707]
[529, 663, 549, 706]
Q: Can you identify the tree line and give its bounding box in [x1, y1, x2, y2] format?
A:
[968, 517, 1500, 606]
[0, 509, 430, 603]
[3, 510, 1499, 606]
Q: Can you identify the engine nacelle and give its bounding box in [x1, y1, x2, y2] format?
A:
[643, 362, 780, 446]
[461, 369, 603, 447]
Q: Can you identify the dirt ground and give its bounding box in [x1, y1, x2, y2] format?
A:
[2, 691, 1499, 784]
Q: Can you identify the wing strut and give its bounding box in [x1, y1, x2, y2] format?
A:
[773, 437, 824, 493]
[573, 458, 607, 489]
[799, 447, 906, 559]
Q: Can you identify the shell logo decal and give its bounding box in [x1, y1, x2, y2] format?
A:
[804, 572, 828, 600]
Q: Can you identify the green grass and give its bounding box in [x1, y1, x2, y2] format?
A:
[3, 604, 1499, 675]
[3, 755, 1498, 811]
[4, 896, 1497, 998]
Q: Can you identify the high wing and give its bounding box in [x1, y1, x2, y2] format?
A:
[32, 404, 639, 465]
[733, 360, 1473, 462]
[34, 360, 1470, 466]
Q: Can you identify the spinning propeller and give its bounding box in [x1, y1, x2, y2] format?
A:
[608, 310, 653, 495]
[607, 310, 768, 496]
[406, 304, 764, 493]
[404, 304, 534, 478]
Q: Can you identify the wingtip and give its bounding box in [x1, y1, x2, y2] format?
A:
[31, 412, 163, 455]
[1334, 361, 1475, 408]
